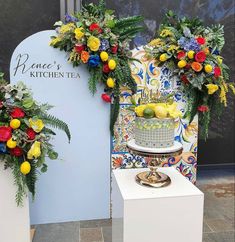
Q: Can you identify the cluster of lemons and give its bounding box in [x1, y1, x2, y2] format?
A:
[135, 102, 182, 119]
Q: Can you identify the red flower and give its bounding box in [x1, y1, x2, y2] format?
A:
[180, 75, 190, 85]
[10, 107, 25, 118]
[89, 23, 102, 34]
[75, 44, 85, 53]
[177, 51, 186, 60]
[101, 93, 111, 103]
[111, 45, 118, 54]
[0, 126, 12, 142]
[10, 147, 23, 157]
[185, 63, 191, 70]
[102, 63, 111, 73]
[214, 66, 221, 78]
[195, 51, 206, 63]
[196, 37, 206, 45]
[198, 105, 209, 112]
[26, 128, 36, 140]
[0, 101, 3, 109]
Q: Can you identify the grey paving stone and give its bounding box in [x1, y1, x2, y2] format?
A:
[33, 222, 80, 242]
[203, 231, 235, 242]
[206, 219, 234, 232]
[80, 219, 112, 228]
[80, 228, 103, 242]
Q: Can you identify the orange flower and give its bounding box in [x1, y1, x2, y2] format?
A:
[81, 51, 90, 63]
[203, 47, 210, 55]
[191, 62, 203, 72]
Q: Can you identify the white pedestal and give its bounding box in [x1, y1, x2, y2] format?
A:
[0, 163, 30, 242]
[112, 167, 204, 242]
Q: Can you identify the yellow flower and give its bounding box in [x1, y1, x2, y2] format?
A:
[50, 37, 61, 46]
[29, 118, 44, 133]
[87, 36, 100, 51]
[100, 51, 109, 62]
[27, 141, 41, 160]
[20, 161, 31, 175]
[206, 84, 219, 95]
[107, 78, 115, 88]
[59, 23, 75, 34]
[149, 38, 164, 47]
[74, 27, 84, 40]
[159, 53, 168, 62]
[108, 59, 117, 70]
[10, 119, 21, 129]
[135, 105, 146, 117]
[160, 29, 173, 37]
[219, 85, 227, 106]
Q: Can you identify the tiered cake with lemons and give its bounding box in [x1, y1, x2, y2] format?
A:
[134, 101, 182, 148]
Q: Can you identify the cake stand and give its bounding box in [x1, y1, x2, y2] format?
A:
[127, 139, 183, 188]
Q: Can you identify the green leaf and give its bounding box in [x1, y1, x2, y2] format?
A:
[48, 150, 58, 160]
[22, 98, 34, 109]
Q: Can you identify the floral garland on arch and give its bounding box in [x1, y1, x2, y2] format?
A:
[0, 73, 71, 206]
[50, 0, 143, 133]
[145, 11, 235, 139]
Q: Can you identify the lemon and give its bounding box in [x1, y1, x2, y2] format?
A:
[108, 59, 116, 70]
[100, 51, 109, 62]
[154, 105, 168, 118]
[6, 138, 17, 149]
[143, 108, 155, 119]
[187, 50, 195, 59]
[106, 77, 115, 88]
[20, 161, 31, 175]
[204, 64, 213, 73]
[159, 53, 167, 62]
[177, 60, 187, 68]
[10, 119, 21, 129]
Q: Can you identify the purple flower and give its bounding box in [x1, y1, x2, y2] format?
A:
[99, 39, 110, 51]
[184, 38, 200, 52]
[65, 13, 78, 23]
[178, 37, 186, 47]
[88, 55, 100, 67]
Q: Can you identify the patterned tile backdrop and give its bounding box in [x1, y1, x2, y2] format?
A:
[111, 47, 198, 183]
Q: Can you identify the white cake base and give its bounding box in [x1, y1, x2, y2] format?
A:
[127, 139, 183, 153]
[0, 162, 30, 242]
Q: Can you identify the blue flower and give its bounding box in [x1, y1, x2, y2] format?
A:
[99, 39, 110, 51]
[178, 37, 186, 47]
[0, 143, 7, 154]
[183, 38, 200, 52]
[88, 55, 100, 67]
[209, 47, 220, 55]
[65, 13, 78, 23]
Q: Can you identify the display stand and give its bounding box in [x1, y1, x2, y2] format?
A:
[0, 163, 30, 242]
[112, 167, 204, 242]
[127, 139, 183, 188]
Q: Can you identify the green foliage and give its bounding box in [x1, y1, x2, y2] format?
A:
[25, 161, 37, 199]
[41, 113, 71, 142]
[110, 85, 120, 135]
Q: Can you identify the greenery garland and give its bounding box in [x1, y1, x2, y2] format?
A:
[145, 11, 235, 139]
[50, 0, 143, 133]
[0, 73, 70, 206]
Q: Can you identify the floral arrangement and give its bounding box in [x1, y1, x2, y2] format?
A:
[145, 11, 235, 138]
[0, 73, 71, 206]
[50, 0, 143, 133]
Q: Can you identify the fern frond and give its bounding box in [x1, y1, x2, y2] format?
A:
[25, 161, 37, 199]
[41, 113, 71, 142]
[114, 16, 144, 29]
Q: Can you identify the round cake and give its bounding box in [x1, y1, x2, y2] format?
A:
[134, 117, 175, 148]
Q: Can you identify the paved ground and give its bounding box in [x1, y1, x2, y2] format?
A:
[33, 166, 235, 242]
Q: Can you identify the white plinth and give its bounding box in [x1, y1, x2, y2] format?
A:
[112, 167, 204, 242]
[0, 163, 30, 242]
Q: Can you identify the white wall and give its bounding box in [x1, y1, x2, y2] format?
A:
[10, 30, 111, 224]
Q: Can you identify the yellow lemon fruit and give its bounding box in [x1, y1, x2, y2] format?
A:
[154, 105, 168, 119]
[6, 138, 17, 149]
[159, 53, 167, 62]
[10, 119, 21, 129]
[204, 64, 213, 73]
[108, 59, 117, 70]
[100, 51, 109, 62]
[187, 50, 195, 59]
[107, 77, 115, 88]
[178, 60, 187, 68]
[20, 161, 31, 175]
